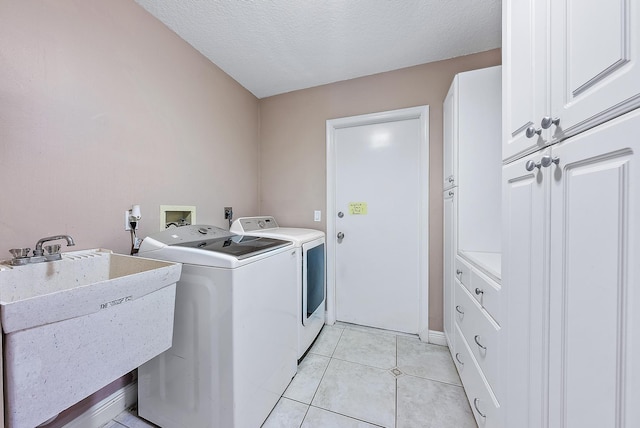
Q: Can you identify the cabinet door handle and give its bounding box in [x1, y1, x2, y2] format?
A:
[473, 398, 487, 418]
[448, 191, 454, 196]
[540, 154, 560, 168]
[525, 125, 542, 138]
[525, 159, 541, 171]
[474, 335, 487, 350]
[447, 175, 455, 183]
[455, 352, 464, 365]
[475, 287, 484, 296]
[541, 116, 560, 129]
[456, 269, 463, 275]
[455, 305, 464, 315]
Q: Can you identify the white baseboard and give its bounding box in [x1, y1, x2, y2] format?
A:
[428, 330, 448, 347]
[62, 382, 137, 428]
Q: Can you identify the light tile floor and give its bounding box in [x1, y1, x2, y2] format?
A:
[107, 322, 476, 428]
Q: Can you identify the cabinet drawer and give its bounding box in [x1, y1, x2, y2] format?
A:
[453, 324, 501, 428]
[455, 256, 473, 287]
[471, 268, 502, 325]
[454, 280, 501, 401]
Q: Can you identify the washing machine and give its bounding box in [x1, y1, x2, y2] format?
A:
[230, 216, 325, 359]
[136, 225, 298, 428]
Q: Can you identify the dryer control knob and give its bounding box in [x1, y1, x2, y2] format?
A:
[198, 227, 208, 235]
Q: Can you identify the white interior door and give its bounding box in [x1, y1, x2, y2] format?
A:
[326, 107, 429, 335]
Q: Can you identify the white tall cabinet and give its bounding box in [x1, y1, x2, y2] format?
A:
[443, 66, 502, 345]
[502, 1, 640, 427]
[443, 66, 502, 427]
[443, 187, 456, 345]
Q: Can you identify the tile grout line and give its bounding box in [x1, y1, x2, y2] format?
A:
[400, 372, 464, 388]
[328, 355, 396, 372]
[298, 326, 346, 427]
[306, 405, 387, 428]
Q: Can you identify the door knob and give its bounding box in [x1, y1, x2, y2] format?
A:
[525, 126, 542, 138]
[337, 232, 344, 240]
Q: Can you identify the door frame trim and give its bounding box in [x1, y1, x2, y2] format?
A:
[326, 105, 430, 340]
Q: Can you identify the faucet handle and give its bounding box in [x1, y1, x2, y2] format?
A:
[9, 248, 31, 258]
[44, 244, 61, 255]
[43, 244, 63, 261]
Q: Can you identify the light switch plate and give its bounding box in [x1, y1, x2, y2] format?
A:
[314, 210, 321, 222]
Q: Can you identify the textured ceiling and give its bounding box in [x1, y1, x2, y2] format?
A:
[134, 0, 501, 99]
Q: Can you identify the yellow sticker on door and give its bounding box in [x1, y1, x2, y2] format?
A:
[349, 202, 368, 215]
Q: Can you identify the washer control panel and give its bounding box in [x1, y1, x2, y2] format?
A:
[145, 225, 233, 245]
[231, 216, 279, 233]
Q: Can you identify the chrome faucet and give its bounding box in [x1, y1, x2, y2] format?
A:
[33, 235, 75, 257]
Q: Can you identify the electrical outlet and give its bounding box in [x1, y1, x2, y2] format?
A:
[224, 207, 233, 219]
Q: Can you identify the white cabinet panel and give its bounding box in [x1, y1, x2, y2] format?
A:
[443, 82, 457, 190]
[457, 66, 502, 256]
[502, 0, 549, 161]
[471, 268, 502, 326]
[456, 255, 502, 325]
[443, 189, 457, 345]
[548, 109, 640, 428]
[502, 109, 640, 428]
[455, 280, 501, 400]
[503, 2, 640, 426]
[445, 66, 502, 423]
[504, 0, 640, 162]
[501, 151, 549, 428]
[455, 255, 473, 289]
[550, 0, 640, 139]
[454, 324, 502, 428]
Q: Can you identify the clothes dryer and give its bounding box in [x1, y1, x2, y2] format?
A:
[136, 225, 297, 428]
[231, 216, 325, 358]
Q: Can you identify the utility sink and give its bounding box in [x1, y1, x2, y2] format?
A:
[0, 249, 181, 428]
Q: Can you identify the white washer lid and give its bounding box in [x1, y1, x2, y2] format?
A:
[231, 217, 324, 245]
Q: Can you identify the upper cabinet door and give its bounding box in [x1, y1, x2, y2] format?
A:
[443, 78, 457, 190]
[502, 0, 549, 162]
[549, 0, 640, 140]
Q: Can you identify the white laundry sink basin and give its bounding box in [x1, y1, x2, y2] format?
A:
[0, 249, 181, 428]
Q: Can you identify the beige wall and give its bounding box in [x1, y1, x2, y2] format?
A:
[0, 0, 500, 341]
[0, 0, 260, 256]
[258, 49, 501, 331]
